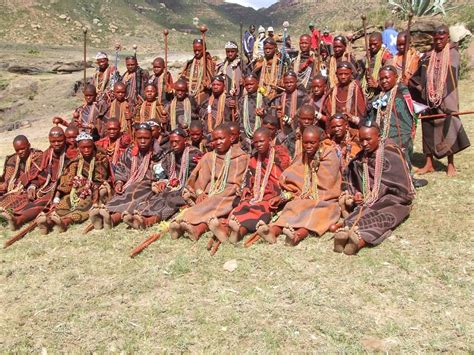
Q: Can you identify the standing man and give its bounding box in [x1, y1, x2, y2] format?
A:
[121, 55, 149, 105]
[382, 20, 399, 56]
[417, 25, 470, 176]
[93, 51, 117, 101]
[243, 24, 256, 64]
[216, 41, 243, 98]
[309, 21, 320, 52]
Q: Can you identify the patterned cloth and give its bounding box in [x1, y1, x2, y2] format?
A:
[344, 144, 415, 245]
[272, 140, 341, 235]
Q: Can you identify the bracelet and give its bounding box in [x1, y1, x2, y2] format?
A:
[27, 185, 37, 191]
[53, 197, 60, 204]
[280, 191, 293, 201]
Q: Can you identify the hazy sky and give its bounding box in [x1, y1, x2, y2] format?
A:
[225, 0, 278, 9]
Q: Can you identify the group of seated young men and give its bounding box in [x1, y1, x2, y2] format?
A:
[0, 23, 469, 255]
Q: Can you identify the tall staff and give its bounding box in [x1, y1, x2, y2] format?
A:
[361, 15, 371, 80]
[239, 21, 244, 73]
[401, 12, 413, 82]
[200, 25, 208, 86]
[83, 28, 88, 85]
[163, 29, 169, 89]
[278, 21, 289, 81]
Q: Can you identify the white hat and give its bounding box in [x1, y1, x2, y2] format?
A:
[76, 131, 94, 142]
[95, 51, 108, 60]
[258, 26, 265, 33]
[267, 26, 274, 32]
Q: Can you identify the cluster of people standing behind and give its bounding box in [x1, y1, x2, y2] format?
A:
[0, 20, 470, 256]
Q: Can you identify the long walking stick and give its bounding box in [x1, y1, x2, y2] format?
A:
[163, 29, 169, 85]
[419, 111, 474, 119]
[239, 21, 244, 73]
[130, 232, 163, 258]
[83, 28, 88, 85]
[200, 25, 208, 86]
[278, 21, 289, 81]
[361, 15, 371, 80]
[401, 12, 414, 82]
[4, 221, 37, 248]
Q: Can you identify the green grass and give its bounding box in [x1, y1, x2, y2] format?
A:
[0, 75, 473, 353]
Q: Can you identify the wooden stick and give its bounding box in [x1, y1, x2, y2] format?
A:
[130, 232, 163, 258]
[419, 111, 474, 120]
[210, 239, 221, 256]
[163, 29, 169, 85]
[243, 232, 260, 248]
[4, 222, 37, 248]
[239, 21, 244, 73]
[361, 15, 371, 78]
[200, 25, 208, 86]
[83, 28, 88, 85]
[401, 12, 413, 81]
[82, 223, 94, 235]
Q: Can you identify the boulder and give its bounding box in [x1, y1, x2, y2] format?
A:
[51, 60, 93, 73]
[7, 66, 45, 75]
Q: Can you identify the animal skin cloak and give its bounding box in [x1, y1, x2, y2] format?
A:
[272, 141, 341, 235]
[344, 144, 415, 245]
[178, 145, 249, 226]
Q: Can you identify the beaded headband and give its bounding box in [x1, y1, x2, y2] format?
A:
[330, 113, 348, 121]
[284, 70, 298, 78]
[212, 74, 226, 83]
[225, 41, 238, 49]
[379, 65, 398, 74]
[146, 120, 160, 127]
[170, 128, 188, 138]
[193, 39, 204, 45]
[336, 61, 352, 70]
[76, 131, 94, 142]
[263, 38, 276, 46]
[134, 122, 152, 131]
[95, 51, 108, 60]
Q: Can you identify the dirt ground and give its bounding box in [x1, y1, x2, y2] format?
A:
[0, 48, 473, 352]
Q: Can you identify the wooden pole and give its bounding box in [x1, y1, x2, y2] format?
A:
[83, 28, 88, 85]
[239, 21, 244, 72]
[200, 25, 208, 85]
[164, 29, 169, 81]
[401, 12, 413, 82]
[419, 111, 474, 120]
[361, 15, 371, 79]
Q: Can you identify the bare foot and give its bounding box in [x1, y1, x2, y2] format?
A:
[35, 212, 50, 235]
[122, 212, 134, 228]
[170, 221, 183, 239]
[182, 222, 206, 241]
[228, 219, 241, 244]
[50, 212, 68, 233]
[256, 222, 276, 244]
[208, 218, 229, 243]
[89, 206, 104, 230]
[447, 163, 457, 177]
[333, 230, 349, 253]
[283, 227, 308, 246]
[416, 164, 435, 175]
[132, 211, 145, 229]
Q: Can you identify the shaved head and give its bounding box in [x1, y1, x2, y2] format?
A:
[13, 135, 29, 145]
[49, 126, 65, 137]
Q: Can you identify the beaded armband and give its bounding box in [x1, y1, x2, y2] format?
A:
[280, 191, 293, 201]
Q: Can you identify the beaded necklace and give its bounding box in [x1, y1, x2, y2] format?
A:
[207, 94, 226, 133]
[426, 44, 450, 108]
[7, 153, 33, 193]
[294, 52, 313, 88]
[281, 90, 298, 123]
[362, 144, 385, 207]
[38, 149, 66, 196]
[220, 60, 238, 94]
[94, 65, 114, 94]
[170, 97, 192, 130]
[301, 149, 321, 200]
[110, 100, 129, 132]
[122, 149, 152, 191]
[361, 48, 385, 97]
[242, 91, 263, 138]
[208, 147, 232, 196]
[124, 71, 137, 101]
[139, 100, 158, 122]
[189, 57, 204, 96]
[331, 81, 356, 115]
[375, 85, 398, 141]
[250, 146, 275, 204]
[167, 146, 191, 191]
[258, 57, 278, 94]
[70, 155, 95, 211]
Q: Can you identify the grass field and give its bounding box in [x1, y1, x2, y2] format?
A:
[0, 78, 473, 352]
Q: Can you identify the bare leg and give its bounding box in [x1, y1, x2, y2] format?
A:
[447, 154, 456, 177]
[416, 154, 435, 174]
[257, 222, 281, 244]
[208, 217, 229, 243]
[283, 227, 309, 246]
[182, 221, 208, 241]
[343, 231, 366, 255]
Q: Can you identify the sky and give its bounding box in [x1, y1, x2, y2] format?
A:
[225, 0, 278, 9]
